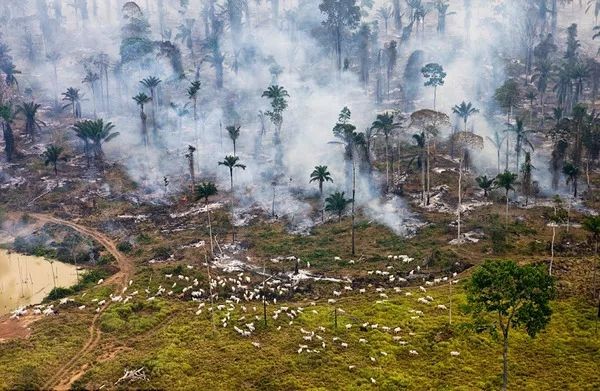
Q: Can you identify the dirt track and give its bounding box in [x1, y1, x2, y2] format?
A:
[0, 213, 133, 390]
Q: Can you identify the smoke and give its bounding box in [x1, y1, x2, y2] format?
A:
[1, 1, 592, 233]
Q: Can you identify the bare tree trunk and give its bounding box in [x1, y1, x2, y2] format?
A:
[502, 331, 509, 391]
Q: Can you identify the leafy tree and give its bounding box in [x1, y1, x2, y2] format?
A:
[562, 162, 579, 197]
[261, 85, 289, 135]
[452, 101, 479, 132]
[62, 87, 82, 118]
[133, 92, 152, 147]
[82, 70, 100, 117]
[219, 155, 246, 192]
[42, 145, 67, 177]
[466, 260, 555, 391]
[476, 175, 495, 198]
[494, 79, 520, 170]
[309, 165, 334, 196]
[421, 63, 446, 110]
[319, 0, 361, 71]
[376, 5, 392, 34]
[325, 191, 351, 222]
[175, 18, 195, 56]
[496, 170, 518, 224]
[510, 118, 534, 173]
[520, 152, 535, 206]
[226, 125, 241, 155]
[16, 101, 46, 142]
[0, 104, 16, 161]
[187, 80, 201, 128]
[196, 182, 218, 255]
[371, 112, 402, 191]
[71, 119, 119, 167]
[140, 76, 162, 140]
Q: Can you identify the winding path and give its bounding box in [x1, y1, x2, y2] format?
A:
[23, 213, 134, 390]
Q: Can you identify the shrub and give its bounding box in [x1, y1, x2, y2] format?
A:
[117, 241, 133, 253]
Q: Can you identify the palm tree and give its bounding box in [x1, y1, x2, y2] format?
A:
[476, 175, 495, 198]
[42, 144, 66, 176]
[175, 18, 195, 56]
[82, 70, 100, 117]
[226, 125, 241, 155]
[0, 104, 16, 162]
[3, 63, 21, 90]
[195, 182, 218, 256]
[46, 51, 61, 105]
[487, 131, 506, 174]
[309, 165, 334, 196]
[219, 155, 246, 192]
[452, 101, 479, 132]
[532, 59, 552, 126]
[140, 76, 162, 141]
[261, 85, 289, 134]
[325, 191, 351, 222]
[563, 162, 579, 197]
[520, 152, 535, 206]
[133, 92, 152, 147]
[371, 112, 402, 192]
[509, 118, 534, 173]
[496, 170, 518, 224]
[72, 119, 119, 167]
[377, 5, 393, 34]
[62, 87, 82, 118]
[187, 80, 201, 129]
[16, 101, 46, 142]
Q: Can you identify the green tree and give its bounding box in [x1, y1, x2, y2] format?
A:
[16, 101, 46, 142]
[133, 92, 152, 147]
[325, 191, 351, 222]
[187, 80, 201, 129]
[319, 0, 361, 71]
[82, 70, 100, 117]
[196, 182, 218, 256]
[452, 101, 479, 132]
[219, 155, 246, 192]
[140, 76, 162, 141]
[61, 87, 83, 118]
[309, 165, 334, 196]
[261, 85, 289, 135]
[421, 63, 446, 110]
[496, 170, 518, 224]
[510, 118, 534, 173]
[476, 175, 495, 198]
[42, 144, 66, 176]
[466, 260, 555, 391]
[494, 79, 520, 170]
[226, 125, 241, 155]
[520, 152, 535, 206]
[371, 112, 402, 192]
[72, 119, 119, 167]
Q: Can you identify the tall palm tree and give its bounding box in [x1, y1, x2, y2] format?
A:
[487, 131, 506, 174]
[309, 165, 333, 196]
[42, 144, 66, 176]
[452, 101, 479, 132]
[140, 76, 162, 141]
[226, 125, 241, 155]
[187, 80, 201, 129]
[62, 87, 82, 118]
[476, 175, 495, 198]
[133, 92, 152, 147]
[16, 101, 46, 141]
[195, 182, 218, 256]
[175, 18, 195, 56]
[325, 191, 351, 222]
[82, 70, 100, 117]
[371, 112, 401, 192]
[261, 85, 289, 134]
[532, 59, 552, 126]
[0, 104, 16, 162]
[219, 155, 246, 192]
[72, 119, 119, 167]
[496, 170, 518, 224]
[377, 6, 393, 34]
[509, 118, 534, 173]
